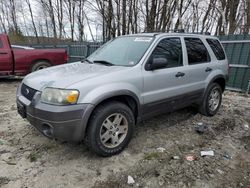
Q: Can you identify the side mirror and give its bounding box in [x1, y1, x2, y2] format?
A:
[146, 57, 168, 70]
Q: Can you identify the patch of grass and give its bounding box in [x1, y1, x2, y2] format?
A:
[28, 152, 40, 162]
[144, 152, 162, 160]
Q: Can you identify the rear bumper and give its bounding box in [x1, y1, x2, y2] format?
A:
[16, 86, 94, 142]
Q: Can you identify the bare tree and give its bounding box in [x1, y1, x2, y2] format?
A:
[25, 0, 39, 43]
[64, 0, 76, 41]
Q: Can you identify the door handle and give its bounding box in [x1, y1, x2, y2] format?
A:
[0, 52, 7, 55]
[205, 67, 212, 72]
[175, 72, 185, 77]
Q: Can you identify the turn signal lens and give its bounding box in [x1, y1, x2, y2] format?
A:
[66, 91, 79, 103]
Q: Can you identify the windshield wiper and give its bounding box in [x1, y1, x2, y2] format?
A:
[93, 60, 114, 66]
[81, 58, 93, 64]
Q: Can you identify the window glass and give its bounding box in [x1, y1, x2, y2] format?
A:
[185, 38, 210, 64]
[206, 39, 226, 60]
[88, 36, 153, 66]
[150, 37, 183, 68]
[0, 39, 3, 48]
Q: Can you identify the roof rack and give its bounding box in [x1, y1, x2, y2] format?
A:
[173, 29, 185, 33]
[166, 29, 184, 33]
[168, 29, 211, 35]
[191, 32, 211, 35]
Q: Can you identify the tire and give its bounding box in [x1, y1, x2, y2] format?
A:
[199, 83, 222, 116]
[86, 101, 135, 157]
[31, 61, 51, 72]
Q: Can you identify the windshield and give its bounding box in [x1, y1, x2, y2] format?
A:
[88, 36, 154, 66]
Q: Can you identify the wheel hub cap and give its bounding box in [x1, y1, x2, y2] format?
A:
[208, 88, 220, 111]
[99, 113, 128, 148]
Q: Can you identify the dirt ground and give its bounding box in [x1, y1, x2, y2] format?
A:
[0, 78, 249, 188]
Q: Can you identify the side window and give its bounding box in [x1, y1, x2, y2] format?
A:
[0, 39, 3, 48]
[150, 37, 183, 68]
[206, 39, 226, 60]
[185, 38, 210, 65]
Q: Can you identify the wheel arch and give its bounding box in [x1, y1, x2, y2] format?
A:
[83, 91, 141, 139]
[30, 59, 52, 72]
[209, 75, 226, 92]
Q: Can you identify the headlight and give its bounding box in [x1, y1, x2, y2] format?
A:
[41, 88, 79, 105]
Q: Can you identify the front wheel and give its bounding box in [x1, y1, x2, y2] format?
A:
[199, 83, 222, 116]
[31, 61, 51, 72]
[86, 102, 135, 157]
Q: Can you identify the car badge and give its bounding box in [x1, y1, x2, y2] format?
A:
[25, 88, 30, 95]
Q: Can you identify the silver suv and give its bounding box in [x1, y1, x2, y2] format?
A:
[16, 33, 228, 156]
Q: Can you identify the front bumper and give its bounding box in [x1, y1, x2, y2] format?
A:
[16, 84, 94, 142]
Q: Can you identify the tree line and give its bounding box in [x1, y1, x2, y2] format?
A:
[0, 0, 249, 43]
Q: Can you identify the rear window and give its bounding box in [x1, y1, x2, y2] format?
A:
[184, 38, 210, 65]
[206, 39, 226, 60]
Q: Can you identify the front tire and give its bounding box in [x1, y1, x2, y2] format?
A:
[199, 83, 222, 116]
[86, 101, 135, 157]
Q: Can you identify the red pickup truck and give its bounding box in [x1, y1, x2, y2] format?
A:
[0, 34, 68, 77]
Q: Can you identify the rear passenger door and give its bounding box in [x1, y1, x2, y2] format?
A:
[183, 37, 213, 94]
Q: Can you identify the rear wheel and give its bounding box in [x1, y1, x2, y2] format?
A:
[86, 101, 135, 157]
[31, 61, 51, 72]
[199, 83, 222, 116]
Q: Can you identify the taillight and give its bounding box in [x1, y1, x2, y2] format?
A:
[64, 52, 69, 63]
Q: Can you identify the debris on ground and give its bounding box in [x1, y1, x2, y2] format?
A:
[195, 122, 208, 134]
[223, 152, 232, 160]
[156, 147, 166, 153]
[185, 155, 197, 161]
[200, 150, 215, 157]
[172, 156, 180, 160]
[127, 175, 135, 185]
[243, 124, 249, 130]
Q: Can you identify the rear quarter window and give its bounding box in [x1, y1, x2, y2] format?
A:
[0, 39, 3, 48]
[206, 39, 226, 60]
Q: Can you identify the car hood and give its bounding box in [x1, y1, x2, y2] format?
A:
[23, 62, 126, 91]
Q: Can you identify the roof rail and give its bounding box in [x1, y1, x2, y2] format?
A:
[191, 32, 211, 35]
[173, 29, 185, 33]
[166, 29, 185, 33]
[167, 29, 211, 35]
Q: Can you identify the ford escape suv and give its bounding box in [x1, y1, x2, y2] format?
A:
[16, 33, 228, 156]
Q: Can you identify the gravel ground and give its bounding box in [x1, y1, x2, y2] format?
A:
[0, 78, 249, 188]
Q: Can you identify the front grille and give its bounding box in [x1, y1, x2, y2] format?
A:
[21, 84, 37, 101]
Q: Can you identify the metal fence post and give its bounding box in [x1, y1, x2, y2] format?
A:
[247, 80, 250, 94]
